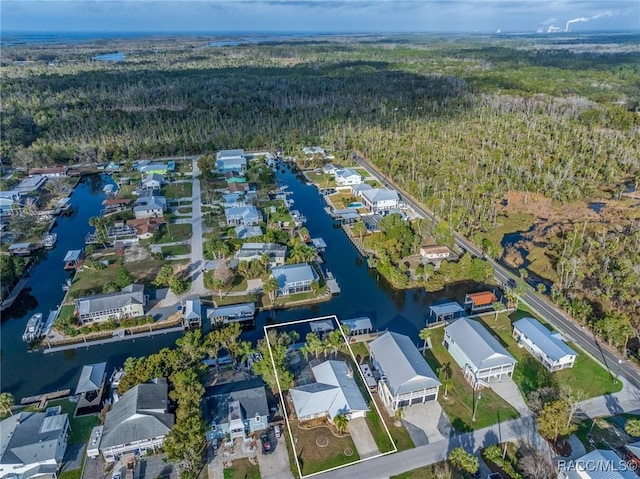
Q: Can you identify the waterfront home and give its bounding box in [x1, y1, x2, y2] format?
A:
[75, 284, 146, 324]
[140, 163, 169, 176]
[311, 237, 327, 253]
[216, 149, 247, 172]
[102, 198, 131, 214]
[0, 190, 24, 216]
[99, 378, 174, 462]
[138, 173, 164, 192]
[369, 331, 441, 410]
[27, 165, 69, 177]
[334, 168, 363, 186]
[271, 263, 318, 296]
[290, 360, 369, 422]
[350, 183, 374, 196]
[234, 225, 263, 240]
[228, 181, 250, 194]
[303, 146, 327, 157]
[341, 317, 373, 336]
[309, 318, 335, 335]
[360, 188, 400, 213]
[224, 205, 261, 226]
[558, 449, 638, 479]
[428, 300, 465, 324]
[207, 302, 256, 325]
[15, 175, 47, 194]
[420, 245, 453, 263]
[75, 362, 107, 414]
[183, 298, 202, 328]
[133, 196, 167, 219]
[63, 249, 84, 269]
[125, 217, 166, 239]
[0, 408, 70, 478]
[464, 291, 499, 313]
[224, 171, 247, 182]
[8, 242, 33, 257]
[512, 317, 577, 371]
[236, 242, 286, 267]
[221, 192, 245, 208]
[203, 378, 269, 443]
[443, 317, 517, 388]
[321, 163, 341, 174]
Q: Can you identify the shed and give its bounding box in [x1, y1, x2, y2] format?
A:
[428, 300, 465, 324]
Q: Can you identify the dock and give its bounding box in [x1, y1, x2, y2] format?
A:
[20, 389, 71, 406]
[0, 275, 30, 312]
[325, 270, 341, 294]
[42, 308, 59, 337]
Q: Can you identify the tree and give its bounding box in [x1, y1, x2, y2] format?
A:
[438, 362, 453, 398]
[10, 215, 37, 239]
[333, 413, 348, 434]
[252, 331, 293, 393]
[154, 264, 174, 287]
[0, 392, 14, 416]
[168, 276, 189, 294]
[263, 277, 279, 302]
[537, 399, 578, 442]
[493, 301, 506, 320]
[211, 278, 225, 300]
[197, 154, 215, 176]
[45, 177, 68, 197]
[116, 266, 134, 288]
[559, 385, 587, 429]
[352, 221, 367, 243]
[518, 446, 556, 479]
[205, 238, 230, 260]
[310, 279, 319, 294]
[302, 332, 323, 359]
[419, 327, 431, 350]
[625, 418, 640, 437]
[448, 447, 479, 475]
[393, 407, 405, 427]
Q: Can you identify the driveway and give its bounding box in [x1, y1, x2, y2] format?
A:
[490, 378, 531, 415]
[401, 402, 451, 446]
[258, 435, 295, 479]
[347, 417, 379, 459]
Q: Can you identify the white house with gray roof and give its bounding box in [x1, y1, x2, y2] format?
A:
[350, 183, 374, 197]
[0, 409, 70, 479]
[75, 284, 146, 324]
[99, 378, 173, 462]
[224, 205, 262, 226]
[360, 188, 400, 213]
[513, 317, 577, 371]
[235, 242, 286, 267]
[271, 263, 318, 296]
[216, 149, 247, 172]
[334, 168, 363, 186]
[369, 331, 441, 410]
[444, 317, 516, 388]
[133, 196, 167, 219]
[290, 360, 369, 422]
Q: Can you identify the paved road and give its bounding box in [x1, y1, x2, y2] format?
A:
[350, 153, 640, 390]
[190, 158, 206, 295]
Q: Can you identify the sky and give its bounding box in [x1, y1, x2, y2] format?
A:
[1, 0, 639, 34]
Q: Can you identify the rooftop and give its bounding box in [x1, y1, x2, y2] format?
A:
[361, 188, 399, 203]
[271, 263, 318, 287]
[75, 284, 145, 316]
[0, 411, 68, 466]
[513, 317, 576, 361]
[203, 378, 269, 427]
[466, 291, 498, 306]
[75, 362, 107, 394]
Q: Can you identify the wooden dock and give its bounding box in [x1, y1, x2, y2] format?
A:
[20, 389, 71, 406]
[0, 275, 30, 312]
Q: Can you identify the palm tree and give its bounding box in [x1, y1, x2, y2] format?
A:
[439, 362, 453, 399]
[0, 392, 14, 417]
[333, 413, 348, 434]
[352, 221, 367, 243]
[211, 278, 225, 300]
[304, 332, 323, 359]
[263, 277, 279, 303]
[494, 301, 506, 320]
[310, 280, 319, 295]
[393, 407, 405, 427]
[206, 238, 230, 260]
[419, 327, 431, 351]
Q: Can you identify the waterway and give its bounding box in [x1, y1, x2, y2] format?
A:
[1, 165, 478, 400]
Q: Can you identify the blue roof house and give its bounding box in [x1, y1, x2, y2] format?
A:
[513, 317, 577, 372]
[271, 263, 318, 296]
[224, 206, 261, 226]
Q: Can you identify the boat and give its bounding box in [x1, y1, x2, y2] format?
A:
[103, 184, 114, 194]
[22, 313, 44, 342]
[42, 233, 57, 249]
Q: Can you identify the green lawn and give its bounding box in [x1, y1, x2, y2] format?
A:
[32, 399, 99, 445]
[176, 206, 193, 215]
[424, 328, 520, 432]
[310, 172, 337, 188]
[161, 244, 191, 256]
[67, 262, 122, 298]
[367, 396, 414, 452]
[349, 342, 370, 363]
[223, 457, 261, 479]
[477, 311, 622, 399]
[153, 223, 192, 243]
[391, 462, 462, 479]
[161, 182, 193, 198]
[59, 469, 82, 479]
[271, 286, 327, 306]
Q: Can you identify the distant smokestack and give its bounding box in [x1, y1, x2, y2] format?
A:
[565, 17, 590, 32]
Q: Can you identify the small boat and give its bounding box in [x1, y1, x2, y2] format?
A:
[22, 313, 44, 342]
[62, 278, 72, 291]
[42, 233, 57, 249]
[103, 184, 115, 196]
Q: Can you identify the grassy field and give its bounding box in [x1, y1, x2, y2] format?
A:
[476, 211, 536, 258]
[153, 223, 192, 243]
[424, 327, 520, 432]
[176, 206, 193, 215]
[223, 458, 261, 479]
[391, 462, 462, 479]
[368, 395, 414, 452]
[161, 244, 191, 256]
[161, 182, 193, 198]
[125, 256, 175, 284]
[270, 285, 327, 306]
[309, 172, 337, 189]
[67, 261, 122, 297]
[478, 310, 622, 399]
[58, 469, 82, 479]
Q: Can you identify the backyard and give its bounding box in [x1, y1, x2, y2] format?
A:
[161, 182, 193, 199]
[310, 172, 337, 189]
[223, 457, 260, 479]
[66, 261, 122, 298]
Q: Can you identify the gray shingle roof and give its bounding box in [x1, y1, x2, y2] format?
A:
[100, 380, 173, 449]
[76, 362, 107, 394]
[369, 331, 441, 395]
[75, 284, 145, 316]
[0, 411, 68, 466]
[203, 379, 269, 427]
[513, 317, 576, 362]
[225, 206, 261, 222]
[444, 317, 516, 371]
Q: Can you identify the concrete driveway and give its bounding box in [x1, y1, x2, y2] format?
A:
[258, 434, 295, 479]
[490, 378, 530, 415]
[347, 417, 379, 459]
[401, 401, 451, 446]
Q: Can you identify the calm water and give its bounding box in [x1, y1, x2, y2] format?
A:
[93, 52, 126, 62]
[1, 166, 476, 400]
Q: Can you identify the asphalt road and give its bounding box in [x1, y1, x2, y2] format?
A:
[350, 152, 640, 390]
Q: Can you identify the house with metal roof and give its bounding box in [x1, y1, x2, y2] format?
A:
[0, 191, 24, 216]
[138, 173, 164, 192]
[224, 205, 261, 226]
[0, 408, 70, 479]
[99, 378, 173, 462]
[340, 317, 373, 336]
[183, 298, 202, 327]
[443, 317, 517, 388]
[309, 318, 335, 335]
[133, 196, 167, 219]
[428, 300, 465, 324]
[28, 166, 69, 177]
[140, 163, 168, 176]
[290, 360, 369, 422]
[360, 188, 400, 213]
[303, 146, 327, 157]
[464, 291, 499, 313]
[221, 192, 245, 208]
[350, 183, 374, 196]
[271, 263, 318, 296]
[513, 317, 577, 371]
[234, 225, 263, 240]
[75, 284, 146, 324]
[335, 168, 363, 186]
[216, 149, 247, 172]
[15, 175, 47, 194]
[207, 302, 256, 325]
[235, 242, 286, 267]
[369, 331, 441, 410]
[75, 362, 108, 414]
[203, 378, 269, 442]
[420, 245, 454, 263]
[559, 449, 638, 479]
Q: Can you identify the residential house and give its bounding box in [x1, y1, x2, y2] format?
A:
[558, 449, 638, 479]
[234, 225, 263, 240]
[290, 360, 369, 422]
[464, 291, 499, 313]
[140, 163, 168, 176]
[203, 379, 269, 443]
[369, 331, 441, 410]
[334, 168, 363, 186]
[125, 217, 166, 239]
[420, 245, 453, 263]
[360, 188, 400, 214]
[224, 206, 261, 226]
[362, 214, 383, 232]
[0, 409, 70, 479]
[513, 317, 577, 371]
[133, 196, 167, 219]
[443, 317, 517, 388]
[428, 300, 465, 324]
[236, 242, 286, 267]
[303, 146, 327, 157]
[216, 149, 247, 172]
[340, 317, 373, 336]
[138, 173, 164, 192]
[228, 182, 250, 194]
[75, 284, 146, 324]
[102, 198, 131, 214]
[321, 163, 341, 174]
[9, 243, 34, 257]
[27, 166, 69, 177]
[271, 263, 318, 296]
[183, 299, 202, 327]
[350, 183, 374, 196]
[99, 378, 174, 462]
[207, 303, 256, 326]
[221, 193, 245, 208]
[14, 175, 47, 194]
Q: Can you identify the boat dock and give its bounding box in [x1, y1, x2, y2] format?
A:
[325, 270, 341, 294]
[0, 275, 30, 312]
[42, 308, 59, 337]
[20, 389, 71, 407]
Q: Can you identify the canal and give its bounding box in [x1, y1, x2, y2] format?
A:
[1, 165, 476, 400]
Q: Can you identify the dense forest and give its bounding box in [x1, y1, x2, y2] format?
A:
[1, 33, 639, 355]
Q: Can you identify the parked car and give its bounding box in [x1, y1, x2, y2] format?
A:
[487, 473, 502, 479]
[261, 432, 273, 454]
[111, 472, 122, 479]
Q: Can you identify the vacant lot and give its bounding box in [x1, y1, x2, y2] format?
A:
[161, 182, 193, 198]
[153, 223, 192, 243]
